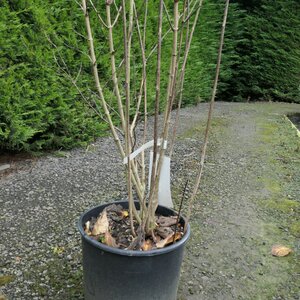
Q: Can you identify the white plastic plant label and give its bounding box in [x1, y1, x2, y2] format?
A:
[148, 151, 173, 208]
[123, 139, 167, 164]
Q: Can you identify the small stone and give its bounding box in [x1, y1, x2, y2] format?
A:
[0, 164, 10, 172]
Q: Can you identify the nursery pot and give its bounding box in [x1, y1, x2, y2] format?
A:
[78, 201, 190, 300]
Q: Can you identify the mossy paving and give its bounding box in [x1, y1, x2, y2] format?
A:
[176, 103, 300, 299]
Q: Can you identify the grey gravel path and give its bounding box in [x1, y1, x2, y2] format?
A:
[1, 102, 300, 299]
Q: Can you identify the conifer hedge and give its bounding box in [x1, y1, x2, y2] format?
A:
[219, 0, 300, 102]
[0, 0, 299, 151]
[0, 1, 104, 151]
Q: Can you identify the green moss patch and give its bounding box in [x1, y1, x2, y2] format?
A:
[0, 275, 15, 286]
[290, 222, 300, 237]
[263, 198, 300, 213]
[180, 117, 229, 139]
[262, 178, 282, 194]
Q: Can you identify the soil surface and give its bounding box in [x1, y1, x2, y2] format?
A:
[1, 102, 300, 299]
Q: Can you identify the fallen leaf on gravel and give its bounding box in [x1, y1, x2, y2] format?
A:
[271, 245, 292, 257]
[0, 293, 8, 300]
[104, 231, 118, 248]
[53, 246, 65, 255]
[92, 209, 109, 235]
[156, 232, 182, 248]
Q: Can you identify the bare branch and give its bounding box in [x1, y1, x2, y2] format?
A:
[88, 0, 109, 29]
[147, 0, 181, 233]
[146, 0, 164, 233]
[142, 0, 149, 188]
[113, 0, 118, 12]
[74, 29, 88, 40]
[106, 3, 126, 131]
[122, 0, 141, 228]
[163, 1, 175, 31]
[75, 0, 83, 10]
[169, 0, 203, 156]
[74, 63, 83, 83]
[186, 0, 230, 228]
[52, 51, 109, 127]
[146, 28, 172, 62]
[131, 2, 147, 137]
[112, 5, 122, 27]
[184, 0, 202, 23]
[45, 33, 90, 61]
[143, 0, 148, 46]
[82, 0, 125, 159]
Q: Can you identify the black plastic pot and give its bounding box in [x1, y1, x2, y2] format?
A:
[78, 201, 190, 300]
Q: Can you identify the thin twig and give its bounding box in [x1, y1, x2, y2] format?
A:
[82, 0, 125, 158]
[145, 0, 164, 233]
[89, 0, 109, 28]
[143, 0, 148, 46]
[163, 1, 175, 31]
[122, 0, 141, 234]
[169, 0, 203, 156]
[53, 52, 109, 126]
[183, 0, 200, 23]
[112, 5, 122, 27]
[146, 28, 172, 62]
[147, 0, 180, 233]
[141, 0, 149, 196]
[106, 1, 126, 131]
[173, 180, 189, 243]
[131, 2, 147, 137]
[186, 0, 230, 228]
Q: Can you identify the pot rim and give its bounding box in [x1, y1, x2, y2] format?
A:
[78, 201, 190, 257]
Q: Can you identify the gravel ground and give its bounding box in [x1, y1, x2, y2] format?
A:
[1, 102, 300, 299]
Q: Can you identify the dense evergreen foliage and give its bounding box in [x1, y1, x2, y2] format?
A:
[0, 1, 104, 151]
[219, 0, 300, 102]
[0, 0, 299, 151]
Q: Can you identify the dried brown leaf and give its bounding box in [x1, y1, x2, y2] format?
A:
[122, 210, 129, 218]
[104, 231, 118, 248]
[271, 245, 292, 257]
[0, 294, 8, 300]
[92, 210, 109, 235]
[156, 232, 182, 249]
[84, 221, 91, 235]
[142, 239, 153, 251]
[156, 226, 174, 239]
[156, 216, 178, 227]
[15, 257, 21, 263]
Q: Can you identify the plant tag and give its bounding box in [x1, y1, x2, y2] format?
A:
[148, 151, 173, 208]
[123, 139, 167, 164]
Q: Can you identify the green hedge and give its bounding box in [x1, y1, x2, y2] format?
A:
[0, 0, 299, 152]
[0, 1, 104, 152]
[218, 0, 300, 103]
